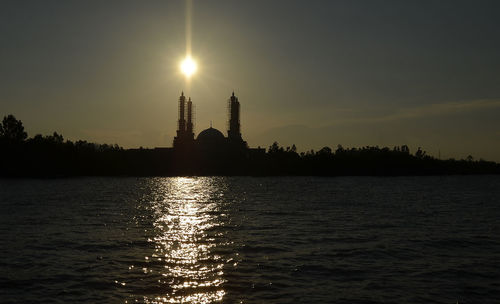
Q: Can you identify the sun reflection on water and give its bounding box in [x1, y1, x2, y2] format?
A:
[143, 177, 229, 304]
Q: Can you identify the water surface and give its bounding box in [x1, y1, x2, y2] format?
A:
[1, 176, 499, 303]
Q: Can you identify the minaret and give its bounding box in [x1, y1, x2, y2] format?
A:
[228, 91, 243, 143]
[186, 97, 194, 140]
[177, 92, 186, 135]
[174, 91, 193, 148]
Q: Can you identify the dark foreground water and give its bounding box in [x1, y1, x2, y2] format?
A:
[1, 176, 499, 303]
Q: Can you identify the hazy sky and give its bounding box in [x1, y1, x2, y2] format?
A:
[1, 0, 500, 161]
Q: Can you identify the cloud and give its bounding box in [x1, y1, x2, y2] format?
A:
[254, 99, 500, 140]
[345, 99, 500, 124]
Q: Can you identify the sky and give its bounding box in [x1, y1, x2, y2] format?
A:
[1, 0, 500, 161]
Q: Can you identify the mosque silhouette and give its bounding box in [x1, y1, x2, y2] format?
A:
[166, 91, 264, 156]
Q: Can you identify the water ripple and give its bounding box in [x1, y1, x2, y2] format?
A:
[0, 176, 499, 303]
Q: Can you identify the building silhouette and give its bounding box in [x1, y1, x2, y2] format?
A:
[172, 92, 194, 149]
[172, 91, 260, 155]
[227, 92, 244, 144]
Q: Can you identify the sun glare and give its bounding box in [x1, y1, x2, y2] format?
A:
[181, 56, 197, 78]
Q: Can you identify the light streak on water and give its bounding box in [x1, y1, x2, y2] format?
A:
[145, 177, 228, 303]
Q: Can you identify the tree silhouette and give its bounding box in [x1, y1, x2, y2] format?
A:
[0, 114, 499, 177]
[318, 146, 332, 155]
[0, 115, 27, 143]
[415, 147, 426, 158]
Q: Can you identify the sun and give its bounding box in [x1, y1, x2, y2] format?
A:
[180, 56, 197, 78]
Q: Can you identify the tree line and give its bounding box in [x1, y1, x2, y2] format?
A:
[1, 114, 499, 177]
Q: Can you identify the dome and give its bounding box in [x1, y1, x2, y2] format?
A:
[196, 127, 226, 147]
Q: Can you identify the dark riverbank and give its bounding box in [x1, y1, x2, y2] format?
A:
[1, 140, 499, 177]
[1, 115, 499, 177]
